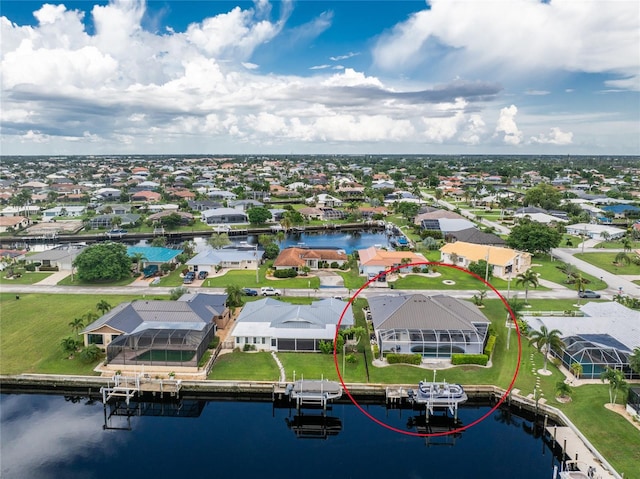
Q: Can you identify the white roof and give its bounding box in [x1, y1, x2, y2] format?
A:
[524, 301, 640, 351]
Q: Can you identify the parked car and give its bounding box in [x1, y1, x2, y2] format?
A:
[106, 228, 128, 238]
[197, 271, 208, 280]
[578, 289, 601, 298]
[183, 271, 196, 284]
[242, 288, 258, 296]
[260, 286, 282, 296]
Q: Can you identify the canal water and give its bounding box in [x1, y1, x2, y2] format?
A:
[0, 393, 563, 479]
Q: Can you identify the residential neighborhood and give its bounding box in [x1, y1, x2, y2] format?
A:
[1, 154, 639, 478]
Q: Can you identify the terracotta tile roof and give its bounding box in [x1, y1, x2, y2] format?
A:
[357, 246, 425, 267]
[274, 247, 347, 268]
[440, 241, 526, 266]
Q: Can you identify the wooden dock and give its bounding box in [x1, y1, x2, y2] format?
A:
[546, 426, 617, 479]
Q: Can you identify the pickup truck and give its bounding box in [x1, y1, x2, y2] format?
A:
[260, 287, 282, 296]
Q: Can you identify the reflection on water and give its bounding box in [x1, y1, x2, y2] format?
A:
[0, 393, 565, 479]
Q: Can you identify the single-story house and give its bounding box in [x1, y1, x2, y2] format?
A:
[230, 297, 354, 352]
[307, 194, 343, 208]
[357, 246, 426, 279]
[273, 247, 348, 271]
[42, 206, 86, 221]
[126, 246, 183, 268]
[201, 207, 248, 225]
[147, 210, 194, 225]
[27, 244, 86, 271]
[565, 223, 626, 241]
[186, 247, 264, 274]
[94, 187, 121, 200]
[81, 293, 229, 368]
[439, 241, 531, 279]
[97, 204, 131, 215]
[131, 190, 161, 202]
[444, 227, 507, 246]
[188, 200, 223, 212]
[0, 215, 30, 233]
[88, 213, 140, 229]
[524, 301, 640, 380]
[368, 293, 490, 359]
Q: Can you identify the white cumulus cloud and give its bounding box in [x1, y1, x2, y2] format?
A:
[495, 105, 523, 145]
[530, 127, 573, 145]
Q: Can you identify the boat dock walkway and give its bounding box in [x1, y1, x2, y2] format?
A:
[546, 426, 618, 479]
[101, 374, 182, 405]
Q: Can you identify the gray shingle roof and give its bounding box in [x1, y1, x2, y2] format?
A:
[368, 294, 490, 331]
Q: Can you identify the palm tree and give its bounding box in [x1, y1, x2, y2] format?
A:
[570, 362, 583, 380]
[600, 367, 628, 404]
[225, 284, 243, 309]
[68, 317, 85, 334]
[555, 381, 573, 400]
[528, 325, 565, 373]
[60, 336, 80, 356]
[131, 252, 147, 274]
[629, 347, 640, 375]
[622, 237, 632, 252]
[614, 251, 630, 266]
[574, 273, 588, 305]
[515, 269, 539, 304]
[96, 300, 112, 315]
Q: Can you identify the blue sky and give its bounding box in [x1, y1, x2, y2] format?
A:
[1, 0, 638, 156]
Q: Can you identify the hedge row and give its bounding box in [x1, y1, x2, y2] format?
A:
[451, 354, 488, 366]
[484, 335, 497, 356]
[273, 268, 298, 278]
[386, 353, 422, 365]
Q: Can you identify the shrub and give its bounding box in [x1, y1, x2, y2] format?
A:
[318, 340, 333, 354]
[273, 268, 297, 278]
[346, 354, 357, 364]
[243, 343, 256, 352]
[372, 344, 379, 357]
[386, 353, 422, 365]
[25, 264, 36, 272]
[451, 354, 488, 366]
[209, 336, 220, 349]
[484, 335, 497, 355]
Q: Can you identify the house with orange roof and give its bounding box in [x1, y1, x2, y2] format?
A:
[0, 216, 30, 233]
[439, 241, 531, 280]
[274, 247, 348, 271]
[357, 246, 426, 279]
[131, 190, 161, 202]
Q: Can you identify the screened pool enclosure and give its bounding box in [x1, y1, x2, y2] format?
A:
[378, 327, 488, 358]
[106, 324, 215, 367]
[552, 334, 639, 380]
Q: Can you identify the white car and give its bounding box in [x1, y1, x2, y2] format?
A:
[261, 287, 282, 296]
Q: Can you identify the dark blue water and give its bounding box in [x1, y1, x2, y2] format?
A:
[0, 393, 562, 479]
[279, 230, 392, 254]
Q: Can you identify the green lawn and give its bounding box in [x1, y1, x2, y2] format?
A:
[57, 274, 137, 287]
[530, 254, 607, 290]
[575, 252, 640, 276]
[0, 293, 153, 375]
[556, 385, 640, 478]
[209, 352, 281, 381]
[595, 240, 640, 250]
[0, 271, 53, 285]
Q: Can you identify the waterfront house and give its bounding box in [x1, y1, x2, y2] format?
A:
[126, 246, 183, 269]
[81, 293, 229, 368]
[89, 213, 140, 229]
[368, 293, 490, 359]
[0, 215, 30, 233]
[230, 297, 354, 352]
[439, 241, 531, 280]
[357, 246, 426, 279]
[524, 301, 640, 380]
[186, 247, 263, 275]
[42, 205, 86, 221]
[273, 247, 348, 271]
[28, 244, 86, 271]
[444, 227, 506, 246]
[201, 207, 248, 225]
